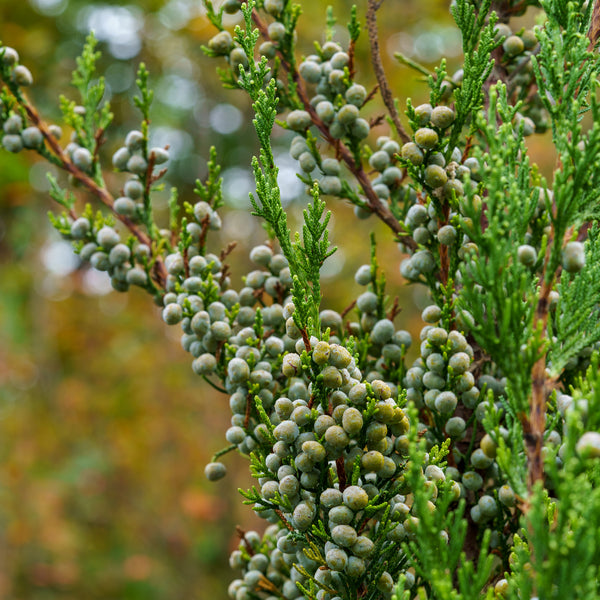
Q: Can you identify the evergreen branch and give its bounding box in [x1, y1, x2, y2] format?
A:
[249, 6, 416, 249]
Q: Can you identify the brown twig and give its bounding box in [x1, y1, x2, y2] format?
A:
[365, 0, 411, 144]
[274, 509, 294, 532]
[588, 0, 600, 51]
[523, 276, 552, 492]
[236, 526, 256, 555]
[340, 299, 357, 320]
[335, 456, 347, 491]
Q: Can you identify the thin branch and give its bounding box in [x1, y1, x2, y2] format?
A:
[366, 0, 411, 144]
[589, 0, 600, 51]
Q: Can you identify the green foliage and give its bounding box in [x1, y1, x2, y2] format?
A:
[2, 1, 600, 599]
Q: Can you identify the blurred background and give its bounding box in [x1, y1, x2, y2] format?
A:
[0, 1, 544, 598]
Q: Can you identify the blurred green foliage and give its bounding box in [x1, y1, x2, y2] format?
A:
[0, 0, 549, 598]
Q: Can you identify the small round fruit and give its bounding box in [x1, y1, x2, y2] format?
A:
[287, 110, 311, 131]
[299, 60, 322, 83]
[414, 127, 439, 150]
[424, 164, 448, 188]
[518, 244, 537, 267]
[205, 461, 227, 481]
[369, 150, 390, 172]
[127, 155, 148, 175]
[2, 134, 23, 153]
[112, 147, 130, 170]
[437, 224, 457, 245]
[401, 142, 424, 166]
[264, 0, 284, 16]
[343, 485, 369, 511]
[562, 241, 585, 273]
[576, 431, 600, 458]
[96, 226, 120, 249]
[21, 127, 43, 149]
[13, 65, 33, 86]
[320, 175, 342, 196]
[162, 303, 183, 325]
[150, 147, 169, 164]
[345, 83, 367, 107]
[315, 100, 335, 123]
[125, 130, 144, 151]
[1, 46, 18, 65]
[503, 35, 525, 56]
[414, 103, 432, 125]
[430, 105, 455, 129]
[73, 147, 93, 171]
[208, 31, 233, 54]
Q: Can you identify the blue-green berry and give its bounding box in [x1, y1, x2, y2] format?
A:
[345, 84, 367, 107]
[371, 319, 395, 344]
[125, 130, 144, 151]
[112, 147, 130, 170]
[264, 0, 284, 16]
[430, 106, 455, 129]
[424, 164, 448, 188]
[369, 150, 390, 172]
[258, 41, 276, 59]
[337, 104, 359, 125]
[208, 31, 233, 54]
[356, 291, 378, 313]
[414, 127, 439, 150]
[438, 224, 457, 245]
[192, 353, 217, 375]
[150, 147, 169, 164]
[21, 127, 43, 149]
[299, 151, 317, 172]
[109, 243, 130, 266]
[342, 485, 369, 510]
[114, 196, 137, 217]
[13, 65, 33, 86]
[205, 461, 227, 481]
[341, 407, 363, 436]
[414, 103, 432, 125]
[321, 158, 341, 175]
[287, 110, 311, 131]
[331, 524, 357, 547]
[299, 60, 322, 83]
[503, 35, 525, 56]
[96, 226, 120, 249]
[163, 303, 183, 325]
[326, 548, 348, 572]
[354, 264, 372, 285]
[406, 205, 428, 228]
[445, 416, 466, 438]
[267, 21, 286, 42]
[126, 268, 148, 287]
[320, 175, 342, 196]
[2, 134, 23, 153]
[350, 118, 370, 139]
[412, 250, 436, 273]
[127, 155, 147, 175]
[293, 502, 316, 531]
[562, 241, 585, 273]
[1, 47, 18, 66]
[228, 357, 250, 383]
[435, 391, 457, 414]
[315, 100, 335, 123]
